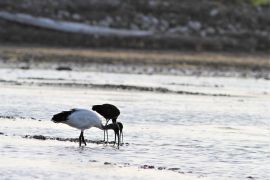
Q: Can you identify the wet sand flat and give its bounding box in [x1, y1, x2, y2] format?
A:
[0, 68, 269, 179]
[0, 45, 269, 78]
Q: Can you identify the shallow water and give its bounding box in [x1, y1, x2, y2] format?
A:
[0, 68, 269, 179]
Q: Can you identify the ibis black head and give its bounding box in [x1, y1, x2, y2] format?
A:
[92, 105, 99, 111]
[117, 122, 124, 144]
[117, 122, 123, 132]
[51, 110, 75, 123]
[104, 123, 119, 134]
[103, 123, 120, 147]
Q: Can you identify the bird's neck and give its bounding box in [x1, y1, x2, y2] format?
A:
[102, 124, 113, 130]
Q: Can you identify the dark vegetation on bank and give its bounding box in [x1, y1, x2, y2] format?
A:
[0, 0, 270, 52]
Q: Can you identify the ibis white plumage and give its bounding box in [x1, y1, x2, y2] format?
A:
[51, 108, 120, 147]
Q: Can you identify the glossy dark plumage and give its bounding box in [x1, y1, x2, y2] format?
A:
[92, 104, 120, 123]
[52, 109, 76, 123]
[92, 104, 121, 143]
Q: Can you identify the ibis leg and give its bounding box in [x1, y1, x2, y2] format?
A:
[106, 120, 109, 143]
[117, 132, 120, 149]
[120, 130, 124, 144]
[81, 131, 87, 146]
[103, 130, 106, 142]
[114, 132, 116, 145]
[106, 130, 109, 143]
[79, 132, 82, 147]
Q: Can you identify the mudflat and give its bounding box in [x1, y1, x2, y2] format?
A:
[0, 45, 269, 79]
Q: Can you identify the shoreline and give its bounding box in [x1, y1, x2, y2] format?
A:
[0, 45, 269, 79]
[0, 74, 268, 180]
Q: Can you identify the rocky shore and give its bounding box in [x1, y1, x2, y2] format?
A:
[0, 0, 270, 52]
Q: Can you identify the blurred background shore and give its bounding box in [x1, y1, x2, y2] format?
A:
[0, 0, 269, 80]
[0, 0, 270, 52]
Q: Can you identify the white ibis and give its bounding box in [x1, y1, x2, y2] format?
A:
[92, 104, 120, 142]
[51, 108, 120, 147]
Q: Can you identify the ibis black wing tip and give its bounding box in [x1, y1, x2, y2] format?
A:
[92, 105, 99, 111]
[51, 113, 61, 123]
[51, 110, 75, 123]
